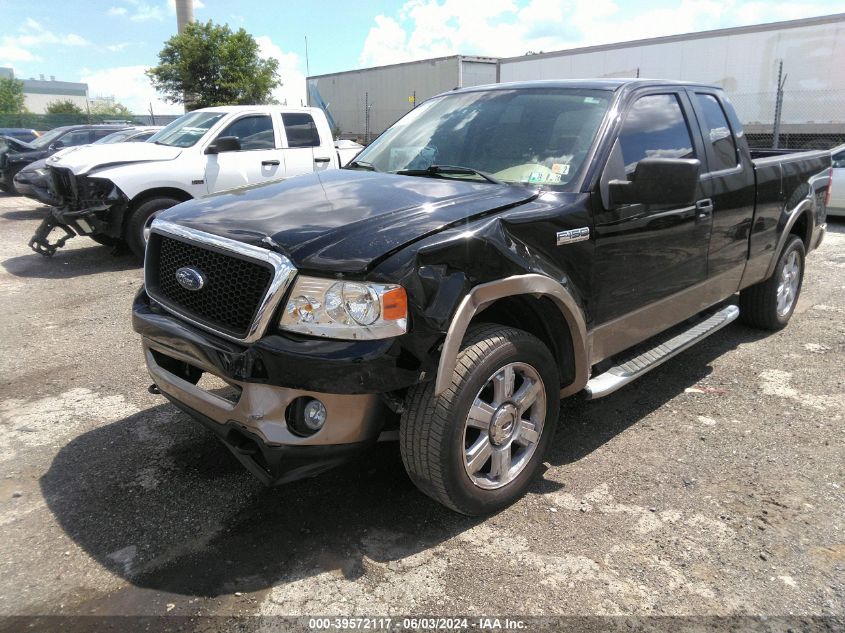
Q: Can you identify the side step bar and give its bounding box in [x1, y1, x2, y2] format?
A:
[584, 304, 740, 400]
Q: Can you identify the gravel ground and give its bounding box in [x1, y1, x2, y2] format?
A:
[0, 193, 842, 630]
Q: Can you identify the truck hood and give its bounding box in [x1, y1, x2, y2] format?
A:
[48, 142, 182, 175]
[161, 169, 538, 273]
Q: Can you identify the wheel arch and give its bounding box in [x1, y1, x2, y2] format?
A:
[433, 274, 589, 398]
[129, 187, 193, 211]
[765, 199, 814, 279]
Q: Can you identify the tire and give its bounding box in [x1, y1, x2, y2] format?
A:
[4, 166, 22, 195]
[739, 235, 805, 330]
[90, 234, 123, 248]
[400, 324, 560, 515]
[125, 196, 181, 260]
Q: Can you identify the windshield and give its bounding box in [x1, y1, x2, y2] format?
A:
[95, 129, 137, 144]
[353, 88, 612, 187]
[30, 127, 68, 149]
[147, 111, 225, 147]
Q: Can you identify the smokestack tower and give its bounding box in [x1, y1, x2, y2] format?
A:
[175, 0, 194, 33]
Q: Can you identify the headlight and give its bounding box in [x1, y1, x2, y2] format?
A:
[279, 276, 408, 340]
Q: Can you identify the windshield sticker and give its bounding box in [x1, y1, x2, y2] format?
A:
[552, 163, 570, 175]
[546, 173, 562, 183]
[528, 171, 547, 183]
[584, 97, 601, 104]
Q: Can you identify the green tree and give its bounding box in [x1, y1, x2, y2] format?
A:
[147, 20, 279, 110]
[90, 100, 134, 117]
[46, 99, 84, 114]
[0, 76, 26, 113]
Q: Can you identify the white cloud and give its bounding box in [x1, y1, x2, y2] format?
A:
[359, 0, 840, 66]
[106, 42, 131, 52]
[255, 36, 307, 107]
[0, 17, 90, 66]
[107, 6, 128, 16]
[129, 3, 166, 22]
[79, 65, 184, 115]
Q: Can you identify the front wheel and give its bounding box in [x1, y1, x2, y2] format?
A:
[400, 324, 559, 515]
[125, 196, 182, 260]
[739, 235, 805, 330]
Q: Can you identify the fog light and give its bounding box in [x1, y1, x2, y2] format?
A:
[302, 398, 327, 431]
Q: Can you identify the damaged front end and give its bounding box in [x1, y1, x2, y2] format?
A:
[28, 166, 127, 256]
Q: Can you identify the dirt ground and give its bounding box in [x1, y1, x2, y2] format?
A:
[0, 192, 842, 630]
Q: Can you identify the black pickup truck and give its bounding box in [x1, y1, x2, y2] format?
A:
[133, 80, 830, 515]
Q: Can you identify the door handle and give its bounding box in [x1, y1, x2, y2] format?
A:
[314, 157, 331, 163]
[695, 198, 714, 220]
[262, 159, 280, 166]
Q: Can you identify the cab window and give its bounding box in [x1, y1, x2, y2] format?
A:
[618, 94, 695, 178]
[695, 93, 739, 171]
[216, 115, 275, 150]
[282, 113, 321, 148]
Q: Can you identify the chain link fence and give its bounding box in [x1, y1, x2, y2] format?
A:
[730, 88, 845, 150]
[0, 112, 180, 131]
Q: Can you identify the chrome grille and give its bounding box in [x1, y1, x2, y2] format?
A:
[145, 221, 297, 343]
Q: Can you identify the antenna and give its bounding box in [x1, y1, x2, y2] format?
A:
[305, 36, 310, 77]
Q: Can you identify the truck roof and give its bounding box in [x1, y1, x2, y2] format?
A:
[194, 105, 321, 114]
[448, 78, 722, 94]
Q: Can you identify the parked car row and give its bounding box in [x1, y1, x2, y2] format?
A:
[0, 124, 136, 194]
[27, 106, 362, 257]
[13, 127, 160, 206]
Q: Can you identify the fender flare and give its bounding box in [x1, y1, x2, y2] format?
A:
[433, 274, 589, 398]
[764, 198, 814, 279]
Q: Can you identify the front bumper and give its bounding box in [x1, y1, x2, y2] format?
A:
[145, 339, 385, 485]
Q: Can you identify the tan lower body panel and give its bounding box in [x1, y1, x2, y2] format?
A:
[143, 341, 384, 447]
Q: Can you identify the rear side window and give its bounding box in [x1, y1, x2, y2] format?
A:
[282, 113, 320, 148]
[695, 93, 738, 171]
[618, 94, 695, 178]
[217, 115, 275, 150]
[92, 128, 118, 141]
[62, 130, 93, 146]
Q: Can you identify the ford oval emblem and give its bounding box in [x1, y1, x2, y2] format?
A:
[175, 267, 206, 291]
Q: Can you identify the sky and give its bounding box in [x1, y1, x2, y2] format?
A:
[0, 0, 841, 114]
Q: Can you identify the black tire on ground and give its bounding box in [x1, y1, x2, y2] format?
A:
[4, 165, 23, 195]
[739, 235, 806, 330]
[90, 234, 123, 248]
[125, 196, 181, 260]
[400, 323, 560, 515]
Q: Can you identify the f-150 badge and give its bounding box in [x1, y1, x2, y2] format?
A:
[556, 227, 590, 245]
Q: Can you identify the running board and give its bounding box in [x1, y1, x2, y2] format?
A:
[584, 304, 740, 400]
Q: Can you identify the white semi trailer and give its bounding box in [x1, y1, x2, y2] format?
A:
[499, 13, 845, 148]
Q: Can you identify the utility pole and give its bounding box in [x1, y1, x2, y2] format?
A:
[772, 60, 787, 149]
[305, 36, 310, 77]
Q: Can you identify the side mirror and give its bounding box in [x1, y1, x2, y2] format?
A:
[609, 157, 700, 206]
[205, 136, 241, 154]
[50, 140, 64, 150]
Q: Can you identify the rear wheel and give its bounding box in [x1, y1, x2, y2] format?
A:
[400, 324, 559, 515]
[739, 235, 805, 330]
[125, 196, 182, 260]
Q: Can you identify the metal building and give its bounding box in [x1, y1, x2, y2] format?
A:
[499, 13, 845, 148]
[307, 55, 498, 141]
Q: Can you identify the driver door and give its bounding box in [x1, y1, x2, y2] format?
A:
[205, 113, 285, 193]
[591, 91, 711, 326]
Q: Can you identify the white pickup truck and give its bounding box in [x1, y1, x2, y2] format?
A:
[30, 105, 362, 258]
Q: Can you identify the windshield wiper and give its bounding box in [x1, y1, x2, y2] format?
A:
[396, 164, 503, 185]
[346, 159, 378, 172]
